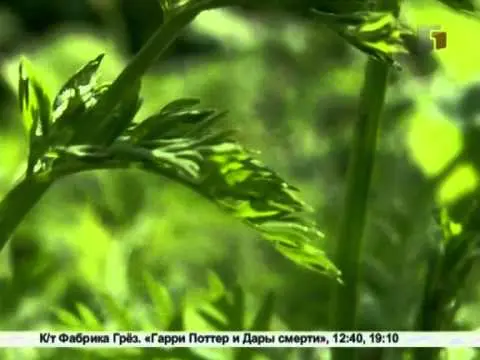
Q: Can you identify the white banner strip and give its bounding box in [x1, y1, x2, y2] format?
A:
[0, 331, 479, 348]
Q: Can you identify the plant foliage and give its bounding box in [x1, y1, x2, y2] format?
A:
[10, 53, 341, 279]
[312, 10, 410, 66]
[50, 271, 277, 360]
[5, 2, 480, 360]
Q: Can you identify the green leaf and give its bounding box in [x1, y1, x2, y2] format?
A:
[19, 56, 339, 279]
[249, 292, 275, 331]
[312, 10, 411, 66]
[76, 303, 104, 330]
[53, 303, 103, 330]
[53, 308, 84, 329]
[52, 54, 105, 121]
[49, 54, 107, 146]
[198, 282, 244, 330]
[87, 79, 142, 145]
[206, 270, 226, 299]
[233, 292, 275, 359]
[44, 54, 142, 148]
[167, 311, 185, 331]
[43, 100, 340, 278]
[143, 272, 174, 328]
[158, 0, 187, 20]
[100, 294, 137, 328]
[78, 2, 204, 144]
[437, 208, 463, 243]
[18, 58, 52, 137]
[18, 58, 53, 176]
[435, 206, 479, 285]
[129, 98, 226, 141]
[48, 138, 340, 278]
[130, 103, 339, 277]
[159, 98, 200, 113]
[197, 308, 228, 330]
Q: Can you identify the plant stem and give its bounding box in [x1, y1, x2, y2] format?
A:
[0, 177, 53, 251]
[0, 2, 209, 252]
[80, 3, 210, 144]
[329, 59, 389, 360]
[411, 245, 444, 360]
[329, 3, 399, 360]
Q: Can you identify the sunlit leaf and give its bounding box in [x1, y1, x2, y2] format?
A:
[76, 303, 104, 330]
[249, 292, 275, 331]
[128, 100, 339, 277]
[129, 106, 226, 141]
[447, 193, 480, 234]
[160, 98, 200, 113]
[18, 58, 53, 176]
[438, 208, 463, 241]
[197, 307, 228, 331]
[13, 56, 340, 280]
[101, 294, 138, 328]
[144, 272, 174, 328]
[158, 0, 189, 20]
[312, 10, 412, 66]
[197, 282, 244, 330]
[49, 54, 108, 147]
[18, 58, 52, 138]
[53, 303, 103, 330]
[425, 205, 480, 331]
[206, 270, 226, 299]
[53, 308, 85, 330]
[46, 124, 340, 278]
[234, 292, 275, 359]
[52, 53, 105, 121]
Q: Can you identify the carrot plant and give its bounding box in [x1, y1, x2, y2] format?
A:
[0, 0, 479, 360]
[0, 0, 409, 282]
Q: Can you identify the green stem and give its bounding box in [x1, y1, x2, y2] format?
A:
[411, 245, 445, 360]
[329, 3, 399, 359]
[329, 59, 389, 355]
[0, 2, 210, 252]
[0, 177, 53, 251]
[78, 2, 211, 144]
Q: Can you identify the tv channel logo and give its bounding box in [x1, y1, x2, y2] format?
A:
[417, 25, 447, 52]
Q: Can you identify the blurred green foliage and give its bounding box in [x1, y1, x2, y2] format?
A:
[0, 0, 480, 360]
